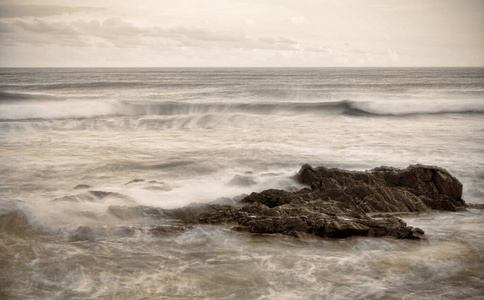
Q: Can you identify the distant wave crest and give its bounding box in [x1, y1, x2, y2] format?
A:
[1, 99, 484, 121]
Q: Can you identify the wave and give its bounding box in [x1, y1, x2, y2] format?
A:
[125, 100, 484, 117]
[0, 91, 34, 100]
[1, 99, 483, 121]
[0, 91, 58, 103]
[346, 101, 484, 117]
[1, 81, 150, 91]
[4, 80, 483, 93]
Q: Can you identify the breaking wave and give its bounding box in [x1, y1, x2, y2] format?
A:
[0, 91, 56, 102]
[1, 99, 483, 121]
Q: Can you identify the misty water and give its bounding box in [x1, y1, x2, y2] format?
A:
[0, 68, 483, 299]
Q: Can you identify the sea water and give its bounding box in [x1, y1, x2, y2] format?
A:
[0, 68, 483, 299]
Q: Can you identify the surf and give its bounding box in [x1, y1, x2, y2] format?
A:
[1, 99, 484, 122]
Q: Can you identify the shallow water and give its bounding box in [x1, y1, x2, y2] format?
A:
[1, 68, 483, 299]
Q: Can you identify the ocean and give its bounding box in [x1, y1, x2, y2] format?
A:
[0, 68, 483, 299]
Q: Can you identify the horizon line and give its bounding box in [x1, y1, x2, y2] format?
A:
[1, 66, 483, 69]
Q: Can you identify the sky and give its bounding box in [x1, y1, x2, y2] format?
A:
[0, 0, 483, 67]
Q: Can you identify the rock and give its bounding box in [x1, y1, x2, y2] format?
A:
[0, 211, 35, 236]
[467, 203, 484, 209]
[227, 175, 257, 186]
[126, 179, 145, 185]
[53, 190, 134, 203]
[296, 164, 465, 213]
[68, 226, 95, 242]
[241, 189, 296, 208]
[296, 164, 321, 189]
[108, 205, 166, 220]
[125, 179, 172, 191]
[143, 180, 172, 191]
[208, 194, 247, 206]
[89, 190, 121, 199]
[73, 184, 92, 190]
[150, 225, 193, 237]
[125, 164, 466, 241]
[115, 226, 136, 237]
[164, 204, 250, 225]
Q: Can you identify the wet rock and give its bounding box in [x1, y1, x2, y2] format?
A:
[411, 227, 425, 235]
[227, 175, 257, 187]
[467, 203, 484, 209]
[244, 216, 310, 234]
[68, 226, 95, 242]
[73, 184, 92, 190]
[165, 204, 250, 225]
[296, 164, 465, 213]
[208, 194, 248, 206]
[89, 190, 120, 199]
[143, 181, 171, 191]
[241, 189, 296, 208]
[150, 225, 193, 237]
[108, 205, 166, 220]
[156, 164, 466, 240]
[0, 211, 35, 236]
[125, 179, 145, 185]
[53, 190, 134, 203]
[125, 179, 172, 191]
[115, 226, 136, 237]
[53, 194, 96, 203]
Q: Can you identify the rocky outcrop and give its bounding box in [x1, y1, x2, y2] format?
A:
[123, 165, 466, 240]
[125, 179, 172, 191]
[53, 190, 134, 203]
[295, 164, 465, 213]
[68, 226, 95, 242]
[227, 174, 258, 187]
[73, 184, 92, 190]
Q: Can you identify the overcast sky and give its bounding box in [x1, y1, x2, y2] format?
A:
[0, 0, 483, 67]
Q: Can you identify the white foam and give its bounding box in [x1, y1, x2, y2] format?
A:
[351, 99, 484, 116]
[0, 100, 123, 120]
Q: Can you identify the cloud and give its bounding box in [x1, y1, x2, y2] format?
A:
[0, 4, 104, 18]
[0, 17, 303, 52]
[2, 17, 408, 67]
[14, 19, 78, 34]
[304, 45, 333, 54]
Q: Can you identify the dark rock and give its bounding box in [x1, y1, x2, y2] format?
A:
[412, 227, 425, 235]
[0, 211, 35, 236]
[227, 175, 257, 186]
[208, 193, 248, 206]
[150, 225, 193, 237]
[164, 204, 250, 225]
[142, 183, 171, 191]
[73, 184, 92, 190]
[296, 164, 465, 213]
[141, 164, 466, 241]
[467, 203, 484, 209]
[108, 205, 166, 220]
[53, 190, 133, 203]
[126, 179, 145, 185]
[53, 194, 97, 203]
[240, 189, 297, 208]
[68, 226, 94, 242]
[115, 226, 136, 237]
[89, 190, 120, 199]
[125, 179, 172, 191]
